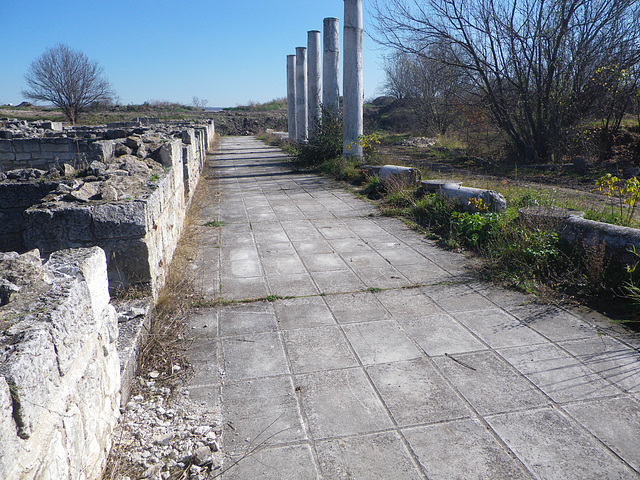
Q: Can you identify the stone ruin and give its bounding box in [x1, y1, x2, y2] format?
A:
[0, 117, 215, 298]
[0, 118, 215, 479]
[1, 247, 119, 479]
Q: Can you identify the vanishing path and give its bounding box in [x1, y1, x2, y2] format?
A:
[185, 136, 640, 479]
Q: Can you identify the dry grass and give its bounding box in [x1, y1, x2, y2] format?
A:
[103, 145, 222, 480]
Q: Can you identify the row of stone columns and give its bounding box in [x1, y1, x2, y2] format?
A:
[286, 0, 363, 158]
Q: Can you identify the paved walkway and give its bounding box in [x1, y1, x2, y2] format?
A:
[185, 136, 640, 479]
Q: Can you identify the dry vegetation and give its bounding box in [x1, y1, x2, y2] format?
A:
[103, 139, 224, 480]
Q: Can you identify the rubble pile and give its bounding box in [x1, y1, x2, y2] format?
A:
[0, 119, 64, 139]
[111, 379, 223, 480]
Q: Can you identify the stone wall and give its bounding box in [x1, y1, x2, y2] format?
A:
[0, 137, 115, 170]
[0, 120, 215, 298]
[0, 247, 120, 480]
[0, 118, 216, 478]
[0, 182, 58, 251]
[562, 215, 640, 266]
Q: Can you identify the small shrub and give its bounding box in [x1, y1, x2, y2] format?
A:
[361, 175, 384, 199]
[408, 195, 460, 235]
[320, 157, 363, 182]
[346, 133, 382, 164]
[513, 191, 541, 208]
[382, 176, 417, 209]
[451, 212, 501, 250]
[595, 174, 640, 226]
[295, 109, 343, 168]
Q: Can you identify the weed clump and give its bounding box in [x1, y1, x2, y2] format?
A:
[295, 110, 344, 168]
[370, 181, 640, 323]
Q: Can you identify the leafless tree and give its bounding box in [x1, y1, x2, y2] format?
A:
[192, 96, 209, 110]
[22, 44, 114, 124]
[383, 46, 464, 135]
[382, 52, 415, 100]
[372, 0, 640, 162]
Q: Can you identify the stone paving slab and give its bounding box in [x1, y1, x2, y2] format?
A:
[185, 137, 640, 479]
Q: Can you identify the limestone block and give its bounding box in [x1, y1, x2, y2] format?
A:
[46, 140, 75, 153]
[41, 121, 63, 132]
[117, 154, 151, 177]
[181, 128, 195, 145]
[438, 183, 507, 213]
[13, 139, 41, 154]
[92, 201, 147, 239]
[0, 182, 57, 208]
[65, 182, 101, 202]
[91, 140, 115, 162]
[61, 163, 76, 177]
[115, 143, 133, 157]
[47, 246, 111, 320]
[24, 205, 94, 252]
[0, 378, 19, 480]
[100, 183, 118, 202]
[125, 136, 143, 150]
[378, 165, 422, 186]
[64, 205, 97, 242]
[0, 152, 16, 162]
[106, 129, 127, 140]
[1, 247, 120, 480]
[0, 210, 24, 235]
[39, 150, 57, 161]
[102, 238, 152, 291]
[54, 153, 76, 163]
[0, 326, 61, 438]
[144, 189, 163, 225]
[44, 282, 95, 375]
[136, 144, 148, 159]
[562, 216, 640, 266]
[158, 140, 181, 167]
[0, 140, 14, 153]
[62, 403, 85, 477]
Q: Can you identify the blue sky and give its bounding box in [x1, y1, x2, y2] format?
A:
[0, 1, 388, 108]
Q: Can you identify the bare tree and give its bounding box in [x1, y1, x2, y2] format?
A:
[192, 96, 209, 110]
[372, 0, 640, 162]
[383, 46, 464, 135]
[22, 44, 114, 124]
[382, 52, 415, 99]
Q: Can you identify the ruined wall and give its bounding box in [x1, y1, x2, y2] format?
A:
[0, 247, 120, 480]
[562, 215, 640, 266]
[0, 120, 215, 298]
[0, 182, 58, 251]
[0, 118, 216, 478]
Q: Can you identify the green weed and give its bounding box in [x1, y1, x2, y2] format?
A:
[204, 220, 225, 227]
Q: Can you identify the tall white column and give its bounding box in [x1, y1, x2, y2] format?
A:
[307, 30, 322, 137]
[287, 54, 297, 142]
[343, 0, 363, 158]
[323, 17, 340, 119]
[295, 47, 308, 142]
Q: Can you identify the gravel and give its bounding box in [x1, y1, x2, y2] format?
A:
[108, 375, 223, 480]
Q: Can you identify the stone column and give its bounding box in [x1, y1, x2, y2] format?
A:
[295, 47, 308, 142]
[323, 17, 340, 119]
[287, 54, 297, 142]
[343, 0, 363, 158]
[307, 30, 322, 137]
